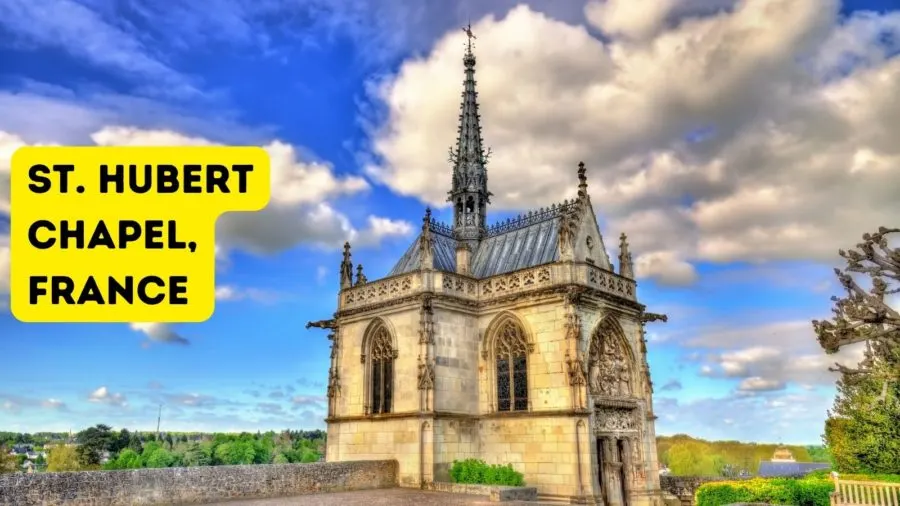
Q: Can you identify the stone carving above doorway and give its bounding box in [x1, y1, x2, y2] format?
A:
[593, 406, 637, 433]
[588, 318, 634, 397]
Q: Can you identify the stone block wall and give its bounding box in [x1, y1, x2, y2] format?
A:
[477, 415, 586, 499]
[327, 418, 422, 486]
[0, 460, 398, 506]
[476, 301, 572, 415]
[338, 306, 420, 416]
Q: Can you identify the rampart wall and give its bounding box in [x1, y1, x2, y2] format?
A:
[0, 460, 397, 506]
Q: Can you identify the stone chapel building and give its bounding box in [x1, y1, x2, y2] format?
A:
[307, 31, 667, 506]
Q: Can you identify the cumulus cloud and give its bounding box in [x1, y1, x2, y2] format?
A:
[130, 322, 189, 345]
[660, 379, 683, 391]
[88, 386, 127, 406]
[90, 126, 410, 254]
[215, 285, 283, 304]
[364, 0, 900, 281]
[655, 391, 832, 443]
[687, 320, 866, 389]
[0, 394, 69, 413]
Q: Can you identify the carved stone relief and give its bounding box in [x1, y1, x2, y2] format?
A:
[588, 328, 633, 397]
[417, 361, 435, 390]
[592, 406, 637, 432]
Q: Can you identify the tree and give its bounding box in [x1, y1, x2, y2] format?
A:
[182, 443, 211, 467]
[75, 424, 114, 467]
[105, 448, 142, 470]
[816, 227, 900, 474]
[47, 445, 81, 472]
[824, 345, 900, 473]
[813, 227, 900, 377]
[143, 447, 174, 468]
[0, 447, 17, 474]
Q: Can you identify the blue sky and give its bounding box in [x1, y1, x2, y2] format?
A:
[1, 0, 899, 444]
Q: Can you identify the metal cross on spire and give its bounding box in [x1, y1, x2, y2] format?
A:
[462, 22, 476, 51]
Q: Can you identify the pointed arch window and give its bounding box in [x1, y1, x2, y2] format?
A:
[495, 321, 529, 411]
[369, 326, 394, 414]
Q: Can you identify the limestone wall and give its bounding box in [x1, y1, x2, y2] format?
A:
[0, 460, 398, 506]
[327, 418, 422, 487]
[478, 415, 589, 499]
[476, 300, 572, 414]
[433, 307, 480, 414]
[338, 305, 420, 416]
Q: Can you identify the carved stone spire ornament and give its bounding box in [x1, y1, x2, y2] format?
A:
[420, 207, 435, 270]
[577, 161, 588, 198]
[340, 242, 353, 289]
[448, 23, 492, 249]
[618, 233, 634, 279]
[356, 264, 367, 285]
[558, 163, 588, 261]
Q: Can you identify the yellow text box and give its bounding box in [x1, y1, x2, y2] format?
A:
[10, 146, 271, 323]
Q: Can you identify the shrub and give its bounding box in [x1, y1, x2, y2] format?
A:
[696, 477, 834, 506]
[449, 458, 525, 486]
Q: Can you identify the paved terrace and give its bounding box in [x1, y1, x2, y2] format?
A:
[198, 488, 560, 506]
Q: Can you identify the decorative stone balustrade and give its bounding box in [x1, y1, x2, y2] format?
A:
[340, 262, 636, 312]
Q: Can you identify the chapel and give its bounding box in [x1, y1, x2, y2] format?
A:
[306, 29, 667, 506]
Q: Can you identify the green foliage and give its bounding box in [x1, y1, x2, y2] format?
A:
[75, 424, 114, 468]
[806, 445, 832, 463]
[104, 449, 142, 470]
[143, 447, 175, 468]
[658, 434, 823, 476]
[47, 445, 81, 472]
[449, 459, 525, 486]
[0, 446, 17, 474]
[11, 426, 325, 473]
[696, 477, 834, 506]
[824, 344, 900, 474]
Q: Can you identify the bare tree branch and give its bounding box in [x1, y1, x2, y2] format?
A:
[814, 227, 900, 375]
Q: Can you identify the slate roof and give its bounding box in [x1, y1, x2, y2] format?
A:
[757, 461, 830, 478]
[387, 203, 576, 279]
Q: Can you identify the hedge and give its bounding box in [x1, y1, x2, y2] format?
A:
[696, 478, 833, 506]
[696, 474, 900, 506]
[449, 458, 525, 486]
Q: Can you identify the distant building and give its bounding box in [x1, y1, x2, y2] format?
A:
[757, 447, 830, 477]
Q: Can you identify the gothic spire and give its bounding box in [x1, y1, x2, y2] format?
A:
[449, 23, 491, 245]
[618, 233, 634, 279]
[340, 242, 353, 289]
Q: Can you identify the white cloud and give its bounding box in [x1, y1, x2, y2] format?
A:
[130, 322, 189, 345]
[89, 126, 410, 254]
[584, 0, 677, 41]
[215, 284, 283, 304]
[688, 320, 866, 388]
[738, 376, 786, 392]
[364, 0, 899, 279]
[634, 250, 698, 286]
[88, 386, 127, 406]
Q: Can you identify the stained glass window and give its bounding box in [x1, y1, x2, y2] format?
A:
[497, 356, 510, 411]
[494, 320, 528, 412]
[370, 327, 394, 414]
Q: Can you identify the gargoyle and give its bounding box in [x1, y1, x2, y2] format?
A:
[641, 312, 668, 324]
[306, 319, 337, 330]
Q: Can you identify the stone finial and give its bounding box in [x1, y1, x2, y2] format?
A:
[356, 264, 367, 285]
[340, 242, 354, 289]
[420, 208, 435, 270]
[618, 233, 634, 279]
[577, 161, 587, 190]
